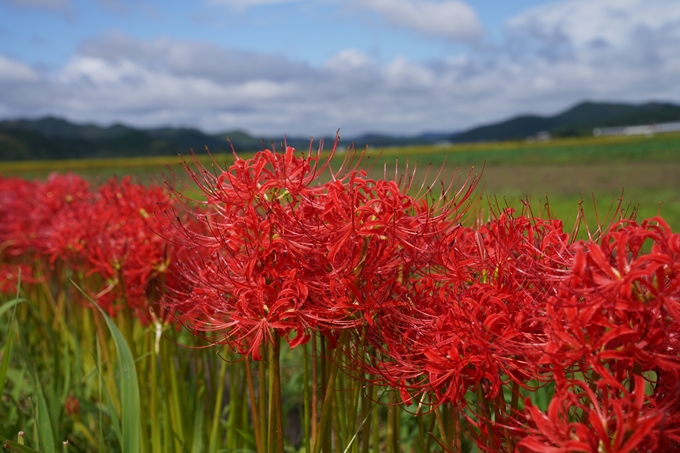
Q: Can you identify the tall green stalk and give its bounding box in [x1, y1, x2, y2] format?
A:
[303, 343, 311, 453]
[267, 333, 283, 453]
[208, 345, 229, 453]
[244, 356, 263, 453]
[312, 339, 341, 453]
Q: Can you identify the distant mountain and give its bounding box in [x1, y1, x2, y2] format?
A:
[2, 100, 680, 161]
[0, 117, 270, 161]
[448, 101, 680, 143]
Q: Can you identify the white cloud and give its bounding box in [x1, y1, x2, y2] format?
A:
[0, 55, 39, 81]
[508, 0, 680, 47]
[1, 0, 680, 136]
[77, 32, 313, 84]
[359, 0, 483, 42]
[323, 49, 374, 71]
[506, 0, 680, 62]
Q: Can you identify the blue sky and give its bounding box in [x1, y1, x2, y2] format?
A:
[1, 0, 679, 136]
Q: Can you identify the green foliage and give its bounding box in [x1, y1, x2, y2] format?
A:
[74, 283, 141, 453]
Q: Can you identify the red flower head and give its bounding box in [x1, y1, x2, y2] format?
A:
[165, 136, 480, 359]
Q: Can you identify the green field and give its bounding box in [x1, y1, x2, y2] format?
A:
[2, 132, 679, 231]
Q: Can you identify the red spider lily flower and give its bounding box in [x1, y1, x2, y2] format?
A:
[0, 173, 95, 267]
[35, 174, 95, 266]
[82, 177, 178, 324]
[0, 263, 38, 295]
[365, 211, 572, 409]
[165, 136, 481, 359]
[164, 139, 352, 357]
[0, 173, 181, 324]
[542, 217, 680, 385]
[519, 376, 664, 453]
[532, 217, 680, 449]
[64, 394, 80, 417]
[0, 176, 39, 257]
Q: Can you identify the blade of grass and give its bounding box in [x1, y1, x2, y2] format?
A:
[73, 281, 140, 453]
[16, 311, 56, 453]
[95, 337, 123, 448]
[1, 301, 22, 395]
[2, 438, 41, 453]
[1, 269, 24, 393]
[0, 297, 26, 318]
[342, 388, 386, 453]
[190, 385, 206, 453]
[209, 346, 229, 453]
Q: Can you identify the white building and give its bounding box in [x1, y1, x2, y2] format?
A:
[593, 121, 680, 137]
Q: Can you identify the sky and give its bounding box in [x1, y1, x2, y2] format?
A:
[0, 0, 679, 137]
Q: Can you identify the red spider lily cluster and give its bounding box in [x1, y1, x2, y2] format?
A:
[0, 173, 180, 325]
[164, 138, 478, 360]
[164, 137, 680, 451]
[521, 218, 680, 452]
[2, 136, 679, 452]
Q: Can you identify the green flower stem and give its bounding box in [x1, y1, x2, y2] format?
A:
[416, 410, 425, 451]
[302, 343, 311, 453]
[244, 356, 263, 453]
[451, 404, 461, 453]
[394, 393, 401, 452]
[267, 332, 283, 453]
[385, 393, 396, 453]
[424, 406, 437, 453]
[149, 331, 161, 453]
[496, 387, 513, 453]
[344, 368, 362, 453]
[208, 345, 229, 453]
[370, 386, 380, 453]
[331, 391, 339, 452]
[478, 386, 496, 451]
[226, 356, 240, 451]
[312, 348, 340, 453]
[259, 343, 268, 453]
[322, 335, 334, 453]
[434, 404, 449, 448]
[311, 334, 318, 442]
[137, 330, 150, 453]
[312, 332, 348, 453]
[239, 376, 249, 451]
[163, 342, 185, 453]
[360, 383, 373, 453]
[335, 370, 348, 446]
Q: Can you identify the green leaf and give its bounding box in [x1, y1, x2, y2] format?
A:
[93, 338, 123, 447]
[16, 315, 56, 453]
[1, 268, 25, 395]
[0, 297, 26, 318]
[0, 299, 23, 397]
[72, 281, 141, 453]
[2, 438, 42, 453]
[190, 386, 206, 453]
